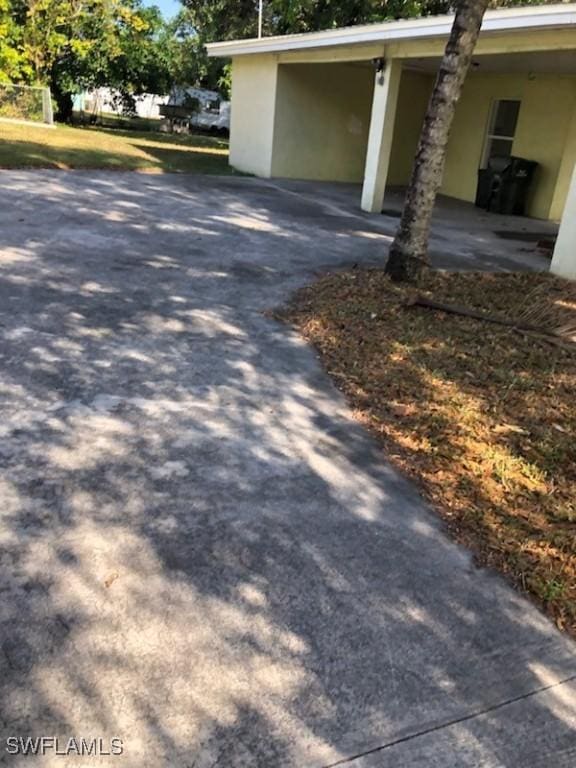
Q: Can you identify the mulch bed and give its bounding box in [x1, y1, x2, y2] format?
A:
[276, 269, 576, 634]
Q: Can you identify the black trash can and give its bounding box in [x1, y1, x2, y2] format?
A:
[496, 157, 538, 216]
[476, 157, 510, 209]
[476, 156, 538, 216]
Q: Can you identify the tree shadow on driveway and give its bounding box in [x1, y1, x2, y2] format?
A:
[0, 171, 574, 767]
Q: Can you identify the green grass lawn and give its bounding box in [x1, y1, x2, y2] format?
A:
[0, 121, 234, 174]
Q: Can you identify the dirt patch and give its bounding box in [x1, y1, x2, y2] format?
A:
[277, 270, 576, 634]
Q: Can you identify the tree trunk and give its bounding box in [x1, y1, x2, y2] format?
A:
[50, 72, 74, 124]
[53, 89, 74, 123]
[385, 0, 490, 283]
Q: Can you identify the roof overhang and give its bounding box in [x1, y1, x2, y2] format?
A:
[206, 4, 576, 58]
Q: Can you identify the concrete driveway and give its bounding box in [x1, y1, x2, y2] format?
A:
[0, 171, 574, 767]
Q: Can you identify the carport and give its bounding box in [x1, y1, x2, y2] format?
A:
[207, 4, 576, 279]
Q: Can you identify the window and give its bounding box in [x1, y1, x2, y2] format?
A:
[482, 99, 521, 168]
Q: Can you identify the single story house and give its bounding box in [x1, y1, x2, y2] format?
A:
[207, 4, 576, 279]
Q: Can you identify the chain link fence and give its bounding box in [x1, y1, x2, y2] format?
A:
[0, 84, 54, 126]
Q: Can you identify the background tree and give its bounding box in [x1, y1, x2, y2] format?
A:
[385, 0, 490, 282]
[0, 0, 172, 120]
[0, 0, 30, 82]
[103, 5, 173, 110]
[161, 9, 228, 94]
[176, 2, 264, 96]
[266, 0, 450, 34]
[1, 0, 563, 122]
[179, 0, 453, 93]
[47, 0, 172, 121]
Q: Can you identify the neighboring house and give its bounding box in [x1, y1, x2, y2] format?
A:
[77, 89, 169, 119]
[76, 85, 231, 133]
[207, 3, 576, 279]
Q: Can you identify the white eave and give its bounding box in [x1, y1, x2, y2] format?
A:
[206, 3, 576, 57]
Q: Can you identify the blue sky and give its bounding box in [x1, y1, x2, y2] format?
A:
[146, 0, 181, 20]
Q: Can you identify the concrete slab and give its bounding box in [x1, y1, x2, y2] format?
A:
[267, 179, 557, 274]
[345, 679, 576, 767]
[0, 171, 573, 768]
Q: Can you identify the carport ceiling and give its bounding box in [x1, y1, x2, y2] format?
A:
[405, 49, 576, 75]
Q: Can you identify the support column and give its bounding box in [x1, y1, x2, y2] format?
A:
[361, 59, 402, 213]
[551, 160, 576, 280]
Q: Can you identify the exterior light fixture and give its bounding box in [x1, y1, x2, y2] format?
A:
[373, 57, 386, 85]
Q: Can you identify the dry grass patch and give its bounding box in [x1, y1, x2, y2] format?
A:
[278, 270, 576, 633]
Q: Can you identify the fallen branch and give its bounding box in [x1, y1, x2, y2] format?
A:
[406, 295, 573, 342]
[515, 328, 576, 353]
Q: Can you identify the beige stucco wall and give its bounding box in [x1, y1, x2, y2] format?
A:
[388, 70, 433, 186]
[271, 63, 374, 181]
[550, 103, 576, 222]
[388, 70, 576, 220]
[229, 54, 279, 177]
[442, 73, 576, 219]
